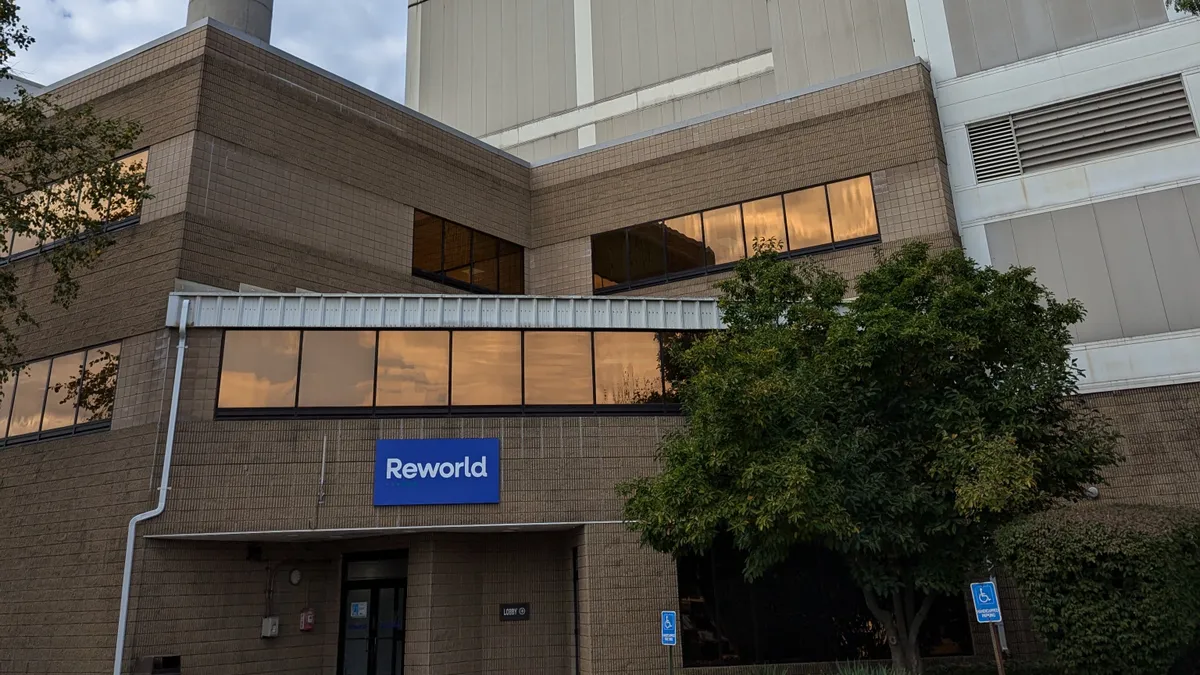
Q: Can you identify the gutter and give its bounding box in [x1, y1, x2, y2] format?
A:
[112, 299, 190, 675]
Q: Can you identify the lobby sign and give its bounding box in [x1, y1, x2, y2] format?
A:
[374, 438, 500, 506]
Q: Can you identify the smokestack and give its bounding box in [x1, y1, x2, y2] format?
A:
[187, 0, 274, 43]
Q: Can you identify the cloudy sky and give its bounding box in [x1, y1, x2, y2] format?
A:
[9, 0, 408, 101]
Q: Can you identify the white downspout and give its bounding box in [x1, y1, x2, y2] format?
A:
[113, 298, 190, 675]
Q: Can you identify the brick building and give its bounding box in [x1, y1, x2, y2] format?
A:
[0, 3, 1198, 675]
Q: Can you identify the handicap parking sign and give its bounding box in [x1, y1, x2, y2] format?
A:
[661, 610, 677, 646]
[970, 582, 1002, 623]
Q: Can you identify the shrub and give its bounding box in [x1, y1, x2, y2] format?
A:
[997, 503, 1200, 675]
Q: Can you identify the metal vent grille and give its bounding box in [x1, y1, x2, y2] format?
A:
[967, 75, 1197, 183]
[967, 117, 1021, 182]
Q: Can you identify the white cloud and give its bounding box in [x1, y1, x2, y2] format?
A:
[8, 0, 407, 102]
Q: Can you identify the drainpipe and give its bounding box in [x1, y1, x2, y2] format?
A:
[112, 299, 190, 675]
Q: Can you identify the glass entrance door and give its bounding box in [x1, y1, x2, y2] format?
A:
[339, 553, 408, 675]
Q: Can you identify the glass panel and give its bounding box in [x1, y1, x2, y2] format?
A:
[217, 331, 300, 408]
[0, 371, 15, 438]
[42, 351, 84, 431]
[741, 196, 786, 254]
[784, 187, 833, 251]
[11, 226, 39, 256]
[499, 243, 524, 294]
[473, 255, 499, 293]
[628, 222, 667, 283]
[702, 205, 745, 265]
[379, 587, 396, 634]
[376, 331, 450, 406]
[591, 230, 627, 289]
[298, 331, 376, 407]
[451, 332, 522, 406]
[412, 211, 443, 273]
[666, 214, 709, 274]
[343, 588, 371, 675]
[443, 221, 472, 284]
[523, 331, 593, 405]
[396, 586, 406, 631]
[9, 359, 50, 436]
[377, 640, 396, 675]
[594, 332, 663, 405]
[828, 176, 878, 242]
[342, 639, 369, 675]
[346, 557, 409, 581]
[78, 343, 121, 423]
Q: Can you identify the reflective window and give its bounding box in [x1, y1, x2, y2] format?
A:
[591, 176, 879, 293]
[412, 212, 443, 272]
[628, 222, 667, 284]
[591, 230, 627, 290]
[524, 332, 593, 405]
[451, 332, 522, 406]
[784, 187, 833, 251]
[665, 214, 709, 274]
[43, 351, 85, 431]
[741, 196, 786, 254]
[8, 360, 50, 437]
[702, 205, 745, 266]
[594, 332, 663, 404]
[376, 331, 449, 406]
[218, 331, 300, 408]
[3, 150, 147, 262]
[828, 176, 878, 242]
[298, 331, 376, 407]
[78, 343, 121, 423]
[411, 209, 525, 294]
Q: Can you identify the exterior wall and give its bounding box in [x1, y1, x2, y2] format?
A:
[590, 0, 772, 101]
[942, 0, 1168, 77]
[407, 0, 578, 137]
[768, 0, 914, 93]
[526, 63, 954, 297]
[984, 185, 1200, 343]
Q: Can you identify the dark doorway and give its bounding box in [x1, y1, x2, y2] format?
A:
[339, 553, 408, 675]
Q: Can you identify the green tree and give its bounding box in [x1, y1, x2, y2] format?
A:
[1169, 0, 1200, 15]
[619, 242, 1121, 673]
[0, 0, 148, 374]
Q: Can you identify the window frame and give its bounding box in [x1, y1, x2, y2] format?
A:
[410, 210, 525, 295]
[590, 174, 881, 295]
[214, 328, 694, 419]
[0, 148, 150, 266]
[0, 341, 123, 447]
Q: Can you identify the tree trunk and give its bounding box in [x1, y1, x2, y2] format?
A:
[862, 587, 935, 675]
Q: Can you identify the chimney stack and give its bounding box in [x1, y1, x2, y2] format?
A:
[187, 0, 274, 43]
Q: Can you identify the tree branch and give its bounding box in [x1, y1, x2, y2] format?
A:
[908, 593, 937, 648]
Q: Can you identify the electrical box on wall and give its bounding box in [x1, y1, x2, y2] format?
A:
[261, 616, 279, 638]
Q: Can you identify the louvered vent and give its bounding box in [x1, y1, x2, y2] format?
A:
[968, 76, 1197, 183]
[967, 117, 1021, 182]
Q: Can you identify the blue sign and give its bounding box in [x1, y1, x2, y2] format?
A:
[971, 581, 1002, 623]
[374, 438, 500, 506]
[661, 610, 677, 646]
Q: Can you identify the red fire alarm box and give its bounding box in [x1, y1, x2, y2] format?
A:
[300, 608, 315, 632]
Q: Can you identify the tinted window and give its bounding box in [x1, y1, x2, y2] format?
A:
[298, 331, 376, 407]
[443, 221, 473, 285]
[376, 331, 450, 406]
[524, 332, 593, 405]
[472, 231, 500, 292]
[665, 214, 708, 274]
[451, 331, 522, 406]
[412, 212, 443, 273]
[43, 351, 84, 431]
[78, 344, 121, 423]
[9, 359, 49, 436]
[591, 230, 627, 290]
[702, 205, 745, 265]
[218, 331, 300, 408]
[499, 242, 524, 294]
[741, 196, 786, 254]
[594, 332, 663, 404]
[628, 222, 667, 283]
[828, 176, 878, 242]
[784, 187, 833, 251]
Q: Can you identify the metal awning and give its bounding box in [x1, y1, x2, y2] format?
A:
[165, 292, 725, 331]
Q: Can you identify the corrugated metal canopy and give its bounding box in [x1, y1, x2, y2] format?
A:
[166, 293, 725, 331]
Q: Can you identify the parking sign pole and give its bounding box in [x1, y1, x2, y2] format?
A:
[668, 646, 674, 675]
[990, 623, 1006, 675]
